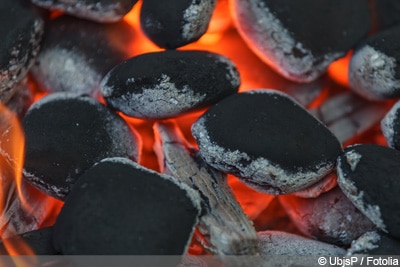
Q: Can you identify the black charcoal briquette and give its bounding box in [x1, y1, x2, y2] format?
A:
[140, 0, 216, 49]
[22, 93, 140, 200]
[31, 0, 138, 23]
[347, 231, 400, 255]
[279, 186, 375, 245]
[0, 227, 58, 255]
[53, 158, 201, 255]
[30, 15, 135, 97]
[381, 100, 400, 150]
[231, 0, 370, 82]
[192, 89, 343, 195]
[0, 1, 43, 102]
[100, 50, 240, 119]
[337, 144, 400, 239]
[349, 25, 400, 100]
[258, 231, 346, 256]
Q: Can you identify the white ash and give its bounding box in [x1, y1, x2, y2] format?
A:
[100, 157, 202, 254]
[381, 100, 400, 148]
[293, 172, 337, 198]
[182, 0, 215, 41]
[0, 19, 43, 102]
[345, 150, 362, 172]
[31, 47, 102, 97]
[231, 0, 342, 82]
[347, 231, 380, 256]
[192, 116, 334, 195]
[103, 74, 206, 118]
[337, 154, 387, 233]
[349, 45, 400, 100]
[22, 169, 68, 200]
[212, 54, 240, 88]
[258, 231, 346, 256]
[31, 0, 127, 23]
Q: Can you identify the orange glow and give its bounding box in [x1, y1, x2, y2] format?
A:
[327, 51, 352, 87]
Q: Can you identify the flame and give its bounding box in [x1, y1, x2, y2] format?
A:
[327, 51, 352, 87]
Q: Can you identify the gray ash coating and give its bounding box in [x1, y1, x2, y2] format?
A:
[31, 0, 138, 23]
[337, 144, 400, 239]
[258, 230, 346, 256]
[347, 231, 400, 255]
[53, 157, 201, 255]
[381, 100, 400, 149]
[22, 93, 140, 201]
[279, 186, 375, 246]
[231, 0, 369, 82]
[140, 0, 216, 49]
[30, 15, 135, 97]
[349, 26, 400, 100]
[101, 50, 240, 119]
[191, 89, 342, 195]
[0, 1, 44, 102]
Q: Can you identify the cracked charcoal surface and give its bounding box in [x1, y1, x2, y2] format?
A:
[231, 0, 370, 82]
[347, 231, 400, 255]
[22, 93, 139, 201]
[337, 144, 400, 239]
[30, 15, 135, 97]
[0, 1, 43, 102]
[191, 90, 342, 195]
[140, 0, 216, 49]
[381, 100, 400, 150]
[31, 0, 138, 23]
[0, 227, 57, 255]
[279, 186, 375, 246]
[101, 50, 240, 119]
[349, 25, 400, 100]
[53, 158, 201, 255]
[258, 231, 346, 256]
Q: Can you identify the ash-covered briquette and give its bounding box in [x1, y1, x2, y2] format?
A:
[101, 50, 240, 119]
[279, 186, 375, 246]
[0, 1, 43, 103]
[140, 0, 216, 49]
[30, 15, 135, 97]
[30, 0, 137, 23]
[191, 90, 342, 195]
[381, 100, 400, 150]
[337, 144, 400, 239]
[0, 227, 58, 255]
[349, 25, 400, 100]
[231, 0, 370, 83]
[347, 231, 400, 255]
[22, 93, 140, 201]
[53, 158, 201, 255]
[258, 231, 346, 256]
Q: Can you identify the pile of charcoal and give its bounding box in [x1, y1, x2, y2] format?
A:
[1, 0, 400, 262]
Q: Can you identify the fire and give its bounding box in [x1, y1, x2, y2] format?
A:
[0, 0, 381, 257]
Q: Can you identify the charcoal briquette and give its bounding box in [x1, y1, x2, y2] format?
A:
[347, 231, 400, 255]
[53, 157, 201, 255]
[140, 0, 216, 49]
[31, 0, 138, 23]
[349, 25, 400, 100]
[101, 50, 240, 119]
[0, 227, 58, 255]
[0, 1, 43, 102]
[258, 230, 346, 256]
[231, 0, 370, 82]
[191, 90, 342, 195]
[30, 15, 135, 97]
[279, 186, 375, 245]
[337, 144, 400, 239]
[22, 93, 140, 200]
[381, 100, 400, 150]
